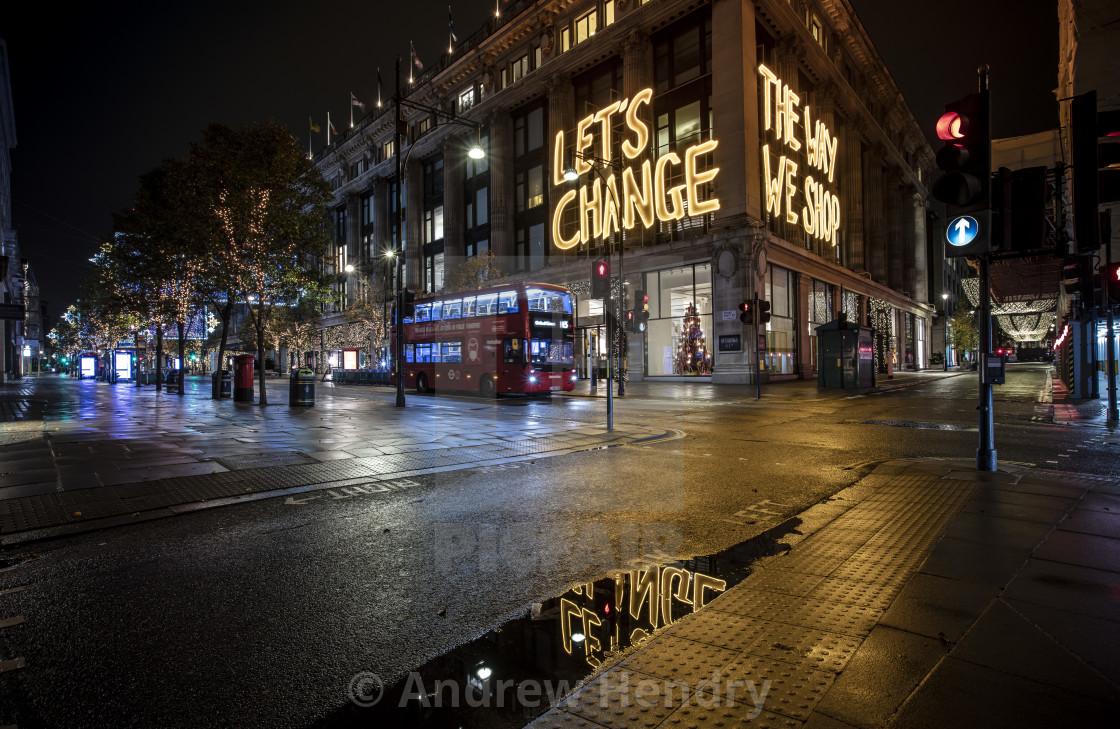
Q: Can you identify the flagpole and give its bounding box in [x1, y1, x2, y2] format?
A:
[308, 119, 312, 158]
[350, 98, 354, 128]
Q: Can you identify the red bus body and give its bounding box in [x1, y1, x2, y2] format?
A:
[391, 282, 576, 396]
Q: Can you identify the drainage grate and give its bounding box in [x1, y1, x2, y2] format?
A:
[861, 419, 971, 431]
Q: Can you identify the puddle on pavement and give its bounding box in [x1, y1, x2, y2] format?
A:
[314, 519, 800, 728]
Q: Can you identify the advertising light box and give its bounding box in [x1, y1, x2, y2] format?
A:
[114, 351, 133, 381]
[80, 355, 97, 379]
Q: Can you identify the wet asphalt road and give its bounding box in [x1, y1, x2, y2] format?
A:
[1, 363, 1117, 728]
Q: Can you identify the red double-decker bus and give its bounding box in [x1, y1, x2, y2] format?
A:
[391, 282, 576, 397]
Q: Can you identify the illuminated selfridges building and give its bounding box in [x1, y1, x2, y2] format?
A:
[313, 0, 936, 384]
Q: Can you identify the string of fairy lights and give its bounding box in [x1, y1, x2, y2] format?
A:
[961, 278, 1057, 342]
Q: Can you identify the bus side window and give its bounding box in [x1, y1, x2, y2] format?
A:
[503, 338, 525, 364]
[499, 290, 518, 312]
[462, 296, 476, 317]
[404, 344, 415, 363]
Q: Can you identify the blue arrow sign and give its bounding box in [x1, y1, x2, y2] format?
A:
[946, 215, 979, 247]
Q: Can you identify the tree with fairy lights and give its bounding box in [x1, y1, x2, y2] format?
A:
[673, 302, 711, 375]
[203, 122, 332, 405]
[112, 157, 206, 395]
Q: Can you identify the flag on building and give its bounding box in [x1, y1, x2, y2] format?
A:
[411, 41, 423, 71]
[309, 117, 321, 133]
[377, 68, 384, 108]
[351, 92, 366, 111]
[328, 112, 338, 137]
[449, 5, 458, 44]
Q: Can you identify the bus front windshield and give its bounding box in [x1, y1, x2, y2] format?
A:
[529, 336, 575, 368]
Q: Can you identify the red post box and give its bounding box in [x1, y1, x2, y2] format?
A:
[234, 353, 256, 402]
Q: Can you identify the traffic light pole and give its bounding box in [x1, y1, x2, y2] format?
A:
[1105, 233, 1118, 421]
[606, 289, 614, 431]
[394, 57, 406, 409]
[977, 254, 997, 471]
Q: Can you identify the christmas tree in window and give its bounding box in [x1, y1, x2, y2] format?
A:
[674, 302, 712, 375]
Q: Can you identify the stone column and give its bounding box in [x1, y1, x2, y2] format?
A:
[797, 272, 813, 379]
[884, 167, 904, 292]
[863, 149, 886, 284]
[842, 126, 865, 272]
[911, 191, 929, 304]
[372, 179, 387, 254]
[547, 73, 573, 261]
[711, 0, 760, 226]
[405, 158, 423, 291]
[489, 110, 515, 271]
[346, 192, 361, 309]
[443, 140, 466, 273]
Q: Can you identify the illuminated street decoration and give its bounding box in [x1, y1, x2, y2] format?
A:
[962, 278, 1056, 341]
[551, 88, 721, 250]
[758, 63, 841, 246]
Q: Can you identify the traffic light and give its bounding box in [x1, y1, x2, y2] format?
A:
[738, 300, 753, 325]
[932, 90, 991, 257]
[757, 299, 771, 325]
[1106, 261, 1120, 306]
[634, 290, 649, 331]
[625, 309, 635, 333]
[591, 259, 610, 297]
[1072, 91, 1120, 253]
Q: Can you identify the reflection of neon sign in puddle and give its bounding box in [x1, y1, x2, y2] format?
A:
[327, 521, 799, 726]
[560, 567, 727, 666]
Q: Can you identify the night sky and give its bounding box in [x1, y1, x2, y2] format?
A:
[5, 0, 1057, 324]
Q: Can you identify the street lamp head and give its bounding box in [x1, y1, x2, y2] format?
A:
[563, 166, 579, 182]
[345, 264, 355, 273]
[384, 249, 395, 259]
[468, 143, 485, 160]
[941, 292, 949, 300]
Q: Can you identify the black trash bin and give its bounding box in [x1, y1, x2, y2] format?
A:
[211, 369, 232, 399]
[290, 367, 315, 406]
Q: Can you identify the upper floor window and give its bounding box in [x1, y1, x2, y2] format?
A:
[381, 139, 395, 160]
[458, 87, 476, 113]
[810, 14, 824, 48]
[511, 54, 530, 84]
[575, 9, 597, 44]
[653, 9, 712, 94]
[417, 116, 433, 138]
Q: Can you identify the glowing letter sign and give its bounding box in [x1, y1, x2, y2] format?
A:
[758, 64, 841, 246]
[551, 88, 720, 250]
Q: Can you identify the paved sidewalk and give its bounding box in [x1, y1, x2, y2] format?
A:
[560, 368, 968, 401]
[0, 375, 668, 543]
[527, 457, 1120, 729]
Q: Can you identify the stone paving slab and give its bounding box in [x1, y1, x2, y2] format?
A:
[0, 427, 664, 541]
[525, 459, 1120, 729]
[0, 376, 669, 541]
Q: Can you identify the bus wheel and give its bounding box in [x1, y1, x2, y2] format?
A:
[416, 372, 430, 393]
[479, 375, 497, 399]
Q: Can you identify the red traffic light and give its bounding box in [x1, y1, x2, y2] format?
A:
[936, 111, 967, 142]
[595, 261, 609, 277]
[1107, 262, 1120, 305]
[738, 301, 752, 312]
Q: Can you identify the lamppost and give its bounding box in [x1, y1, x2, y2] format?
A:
[942, 292, 950, 371]
[564, 152, 627, 404]
[393, 57, 485, 408]
[382, 249, 395, 373]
